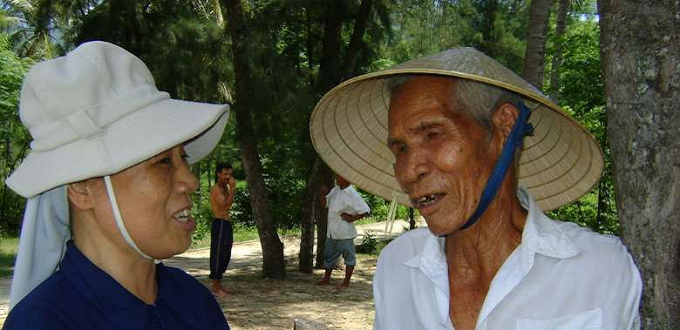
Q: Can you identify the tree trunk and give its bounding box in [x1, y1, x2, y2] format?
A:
[341, 0, 373, 80]
[478, 0, 501, 58]
[222, 0, 285, 278]
[548, 0, 568, 102]
[315, 0, 344, 93]
[299, 0, 344, 273]
[598, 0, 679, 328]
[299, 0, 373, 272]
[300, 158, 328, 273]
[522, 0, 553, 89]
[298, 158, 333, 272]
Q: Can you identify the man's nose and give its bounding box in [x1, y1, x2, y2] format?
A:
[395, 148, 430, 185]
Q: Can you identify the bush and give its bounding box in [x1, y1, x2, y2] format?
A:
[358, 189, 411, 221]
[356, 232, 379, 254]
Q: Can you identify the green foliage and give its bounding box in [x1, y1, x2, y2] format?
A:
[358, 189, 410, 222]
[546, 18, 618, 234]
[0, 233, 18, 277]
[356, 234, 391, 256]
[355, 232, 378, 254]
[0, 32, 33, 232]
[69, 0, 227, 103]
[375, 0, 527, 78]
[230, 183, 254, 227]
[0, 0, 621, 242]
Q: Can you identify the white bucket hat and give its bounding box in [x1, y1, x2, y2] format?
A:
[7, 41, 228, 198]
[7, 41, 229, 308]
[310, 47, 603, 211]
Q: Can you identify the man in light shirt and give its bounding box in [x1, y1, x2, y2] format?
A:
[317, 174, 370, 291]
[309, 48, 642, 329]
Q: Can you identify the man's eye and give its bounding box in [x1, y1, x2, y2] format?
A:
[392, 144, 408, 155]
[426, 130, 440, 140]
[181, 154, 190, 163]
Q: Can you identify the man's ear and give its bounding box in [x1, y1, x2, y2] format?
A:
[67, 179, 97, 211]
[492, 103, 519, 138]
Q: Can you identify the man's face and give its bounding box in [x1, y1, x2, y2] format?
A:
[387, 76, 500, 235]
[218, 168, 233, 185]
[335, 174, 349, 189]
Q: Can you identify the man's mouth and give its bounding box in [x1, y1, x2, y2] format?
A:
[411, 193, 446, 208]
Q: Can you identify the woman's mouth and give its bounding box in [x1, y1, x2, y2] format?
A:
[173, 209, 191, 223]
[173, 208, 196, 232]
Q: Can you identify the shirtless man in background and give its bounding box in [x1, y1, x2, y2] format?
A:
[209, 162, 237, 297]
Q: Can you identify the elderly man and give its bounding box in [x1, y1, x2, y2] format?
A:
[310, 48, 641, 330]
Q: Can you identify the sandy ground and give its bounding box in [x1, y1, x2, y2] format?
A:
[0, 220, 418, 329]
[165, 236, 378, 330]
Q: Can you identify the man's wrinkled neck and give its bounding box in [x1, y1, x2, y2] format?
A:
[444, 184, 527, 285]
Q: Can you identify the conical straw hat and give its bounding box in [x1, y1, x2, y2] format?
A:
[310, 47, 603, 211]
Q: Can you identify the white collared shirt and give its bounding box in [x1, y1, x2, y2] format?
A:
[373, 190, 642, 330]
[326, 185, 371, 240]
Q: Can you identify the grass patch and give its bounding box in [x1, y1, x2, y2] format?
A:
[0, 235, 18, 277]
[234, 226, 260, 242]
[191, 225, 301, 250]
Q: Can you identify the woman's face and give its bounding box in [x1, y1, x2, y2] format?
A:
[105, 145, 198, 259]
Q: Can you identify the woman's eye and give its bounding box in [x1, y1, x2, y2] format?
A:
[157, 157, 172, 165]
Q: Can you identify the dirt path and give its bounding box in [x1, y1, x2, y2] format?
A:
[168, 236, 377, 330]
[0, 220, 417, 329]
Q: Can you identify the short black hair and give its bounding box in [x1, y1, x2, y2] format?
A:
[215, 162, 233, 180]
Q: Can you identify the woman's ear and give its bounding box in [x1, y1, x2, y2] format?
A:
[67, 179, 99, 211]
[492, 103, 519, 138]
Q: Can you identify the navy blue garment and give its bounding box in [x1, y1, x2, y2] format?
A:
[209, 219, 233, 280]
[3, 241, 230, 330]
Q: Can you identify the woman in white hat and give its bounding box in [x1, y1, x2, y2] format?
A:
[3, 41, 231, 329]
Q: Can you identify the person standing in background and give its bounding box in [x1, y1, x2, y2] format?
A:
[317, 174, 370, 291]
[209, 163, 237, 298]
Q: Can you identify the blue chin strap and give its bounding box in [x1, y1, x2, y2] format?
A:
[458, 102, 534, 231]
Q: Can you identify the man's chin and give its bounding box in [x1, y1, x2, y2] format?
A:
[424, 216, 464, 237]
[425, 223, 452, 237]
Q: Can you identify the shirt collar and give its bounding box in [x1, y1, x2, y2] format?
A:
[60, 241, 175, 330]
[403, 189, 580, 267]
[403, 233, 447, 280]
[517, 188, 580, 260]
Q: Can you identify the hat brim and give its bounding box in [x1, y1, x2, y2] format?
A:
[310, 48, 603, 211]
[8, 98, 229, 198]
